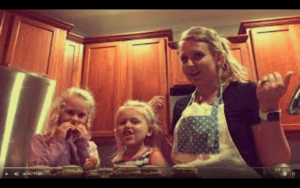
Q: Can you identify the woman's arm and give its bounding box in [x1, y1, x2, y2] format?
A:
[253, 71, 293, 167]
[252, 120, 291, 167]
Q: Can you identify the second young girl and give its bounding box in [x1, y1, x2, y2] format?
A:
[112, 100, 168, 169]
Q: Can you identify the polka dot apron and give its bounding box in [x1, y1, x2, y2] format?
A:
[172, 87, 262, 178]
[177, 89, 221, 155]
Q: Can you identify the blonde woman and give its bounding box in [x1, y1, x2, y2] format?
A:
[29, 87, 100, 168]
[170, 27, 292, 178]
[112, 100, 168, 169]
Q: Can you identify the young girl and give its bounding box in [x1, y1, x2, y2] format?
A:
[112, 100, 167, 168]
[29, 87, 100, 168]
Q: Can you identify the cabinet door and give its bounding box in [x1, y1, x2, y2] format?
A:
[0, 10, 8, 64]
[229, 35, 256, 81]
[82, 42, 121, 137]
[169, 48, 191, 86]
[127, 38, 170, 135]
[0, 10, 5, 35]
[56, 40, 83, 96]
[250, 25, 300, 129]
[5, 15, 62, 78]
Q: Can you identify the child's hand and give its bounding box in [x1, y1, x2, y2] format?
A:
[53, 122, 73, 141]
[148, 96, 165, 113]
[84, 156, 98, 167]
[76, 124, 89, 139]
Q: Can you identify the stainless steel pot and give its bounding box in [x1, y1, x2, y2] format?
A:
[0, 66, 56, 178]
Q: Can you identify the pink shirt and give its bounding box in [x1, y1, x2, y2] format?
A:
[29, 134, 90, 167]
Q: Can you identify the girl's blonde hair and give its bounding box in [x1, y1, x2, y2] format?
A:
[178, 26, 249, 86]
[112, 100, 161, 160]
[44, 87, 96, 139]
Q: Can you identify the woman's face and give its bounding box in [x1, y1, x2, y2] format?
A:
[179, 40, 220, 86]
[116, 107, 152, 148]
[59, 95, 90, 126]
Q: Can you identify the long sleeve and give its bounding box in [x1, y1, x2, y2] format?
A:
[88, 141, 100, 167]
[72, 137, 90, 166]
[29, 134, 70, 167]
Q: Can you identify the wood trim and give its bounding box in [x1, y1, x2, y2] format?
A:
[284, 125, 300, 132]
[91, 132, 115, 138]
[168, 41, 178, 49]
[226, 34, 248, 43]
[239, 15, 300, 34]
[0, 10, 5, 35]
[6, 9, 74, 32]
[84, 29, 173, 44]
[67, 32, 84, 44]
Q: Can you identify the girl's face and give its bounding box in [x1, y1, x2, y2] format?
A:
[116, 107, 153, 149]
[179, 40, 220, 86]
[59, 95, 90, 126]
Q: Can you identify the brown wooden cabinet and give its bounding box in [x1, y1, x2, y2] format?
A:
[127, 38, 169, 136]
[56, 35, 84, 96]
[227, 34, 257, 81]
[0, 10, 74, 97]
[82, 41, 122, 137]
[4, 15, 63, 77]
[239, 16, 300, 131]
[82, 31, 172, 138]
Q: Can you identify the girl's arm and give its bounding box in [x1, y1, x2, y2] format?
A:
[29, 135, 68, 167]
[84, 141, 101, 167]
[149, 148, 168, 174]
[149, 148, 168, 167]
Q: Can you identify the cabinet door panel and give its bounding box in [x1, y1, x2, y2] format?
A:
[56, 40, 83, 96]
[251, 25, 300, 127]
[230, 42, 256, 81]
[5, 15, 59, 76]
[127, 38, 169, 135]
[82, 42, 121, 137]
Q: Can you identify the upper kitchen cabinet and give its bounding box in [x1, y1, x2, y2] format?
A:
[0, 10, 74, 95]
[82, 41, 122, 137]
[127, 38, 169, 136]
[82, 30, 172, 138]
[227, 34, 256, 81]
[239, 16, 300, 131]
[56, 33, 84, 96]
[167, 34, 256, 87]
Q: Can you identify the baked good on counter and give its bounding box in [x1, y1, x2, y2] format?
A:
[83, 168, 114, 178]
[54, 165, 84, 178]
[171, 167, 199, 178]
[112, 167, 142, 177]
[110, 165, 164, 178]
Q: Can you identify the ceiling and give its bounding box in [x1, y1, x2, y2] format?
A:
[33, 9, 300, 41]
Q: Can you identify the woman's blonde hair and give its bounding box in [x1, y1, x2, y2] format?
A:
[44, 87, 96, 139]
[178, 26, 249, 86]
[112, 100, 161, 161]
